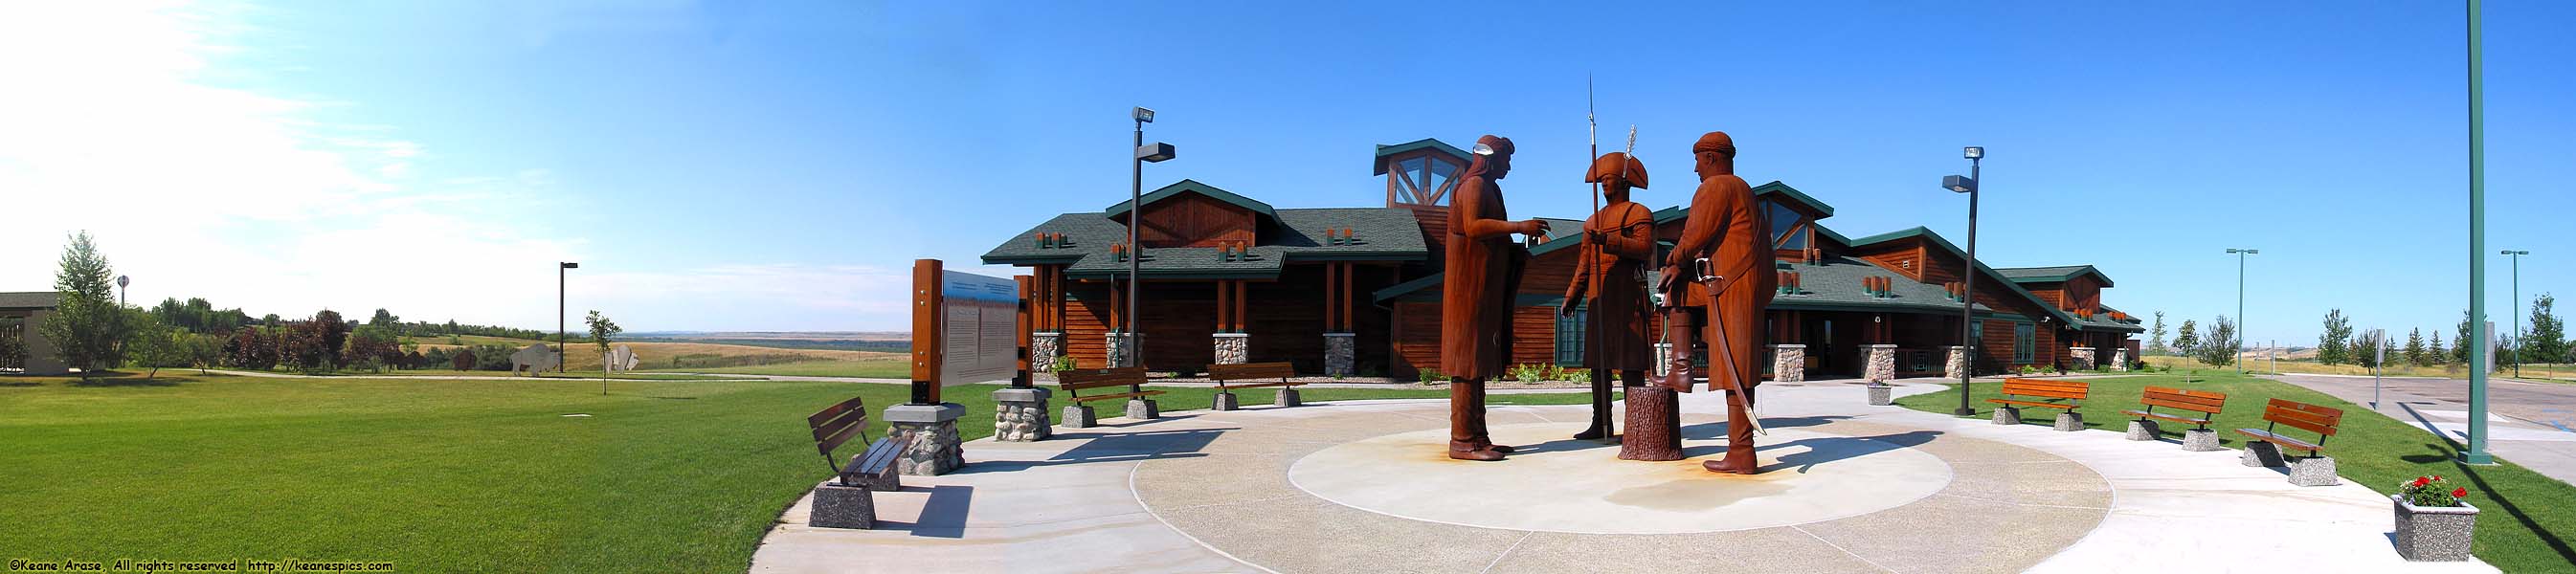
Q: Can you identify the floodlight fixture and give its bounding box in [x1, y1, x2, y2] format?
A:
[1136, 143, 1176, 163]
[1942, 174, 1977, 193]
[1963, 146, 1984, 160]
[1132, 107, 1154, 123]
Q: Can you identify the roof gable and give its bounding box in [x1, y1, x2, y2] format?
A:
[1372, 138, 1471, 176]
[1847, 227, 2082, 326]
[1103, 179, 1277, 224]
[1994, 265, 2116, 288]
[1752, 181, 1834, 218]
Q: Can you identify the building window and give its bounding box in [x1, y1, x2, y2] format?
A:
[1555, 304, 1585, 366]
[2013, 322, 2035, 364]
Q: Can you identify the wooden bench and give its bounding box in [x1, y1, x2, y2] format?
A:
[1987, 378, 2089, 430]
[2234, 398, 2344, 485]
[804, 395, 904, 529]
[2121, 386, 2228, 449]
[1057, 366, 1162, 426]
[1208, 361, 1308, 409]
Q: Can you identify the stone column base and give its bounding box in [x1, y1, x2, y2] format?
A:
[2126, 419, 2161, 441]
[992, 387, 1053, 442]
[1276, 387, 1303, 407]
[2111, 349, 2129, 372]
[810, 480, 877, 529]
[886, 403, 966, 476]
[1061, 404, 1097, 429]
[2070, 346, 2096, 370]
[1944, 345, 1971, 381]
[1323, 333, 1355, 376]
[2242, 441, 2287, 467]
[1770, 344, 1806, 384]
[1126, 398, 1160, 420]
[2182, 429, 2224, 451]
[1991, 406, 2022, 426]
[1214, 333, 1248, 365]
[1032, 332, 1064, 370]
[2052, 411, 2084, 431]
[1104, 332, 1135, 369]
[1867, 385, 1893, 406]
[2289, 456, 2340, 486]
[1212, 391, 1239, 411]
[1653, 342, 1674, 379]
[1863, 343, 1897, 384]
[1619, 386, 1683, 461]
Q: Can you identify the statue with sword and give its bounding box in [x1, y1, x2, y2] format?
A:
[1661, 131, 1777, 475]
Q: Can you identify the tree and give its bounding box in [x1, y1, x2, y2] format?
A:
[344, 324, 403, 373]
[2430, 330, 2448, 365]
[36, 232, 130, 380]
[2194, 316, 2239, 367]
[2404, 328, 2428, 366]
[2172, 319, 2201, 358]
[313, 310, 350, 367]
[223, 327, 280, 370]
[369, 308, 400, 328]
[125, 315, 189, 379]
[2455, 309, 2476, 364]
[261, 314, 281, 327]
[2317, 309, 2354, 365]
[2353, 329, 2386, 369]
[2148, 311, 2168, 355]
[585, 310, 623, 359]
[2526, 294, 2566, 366]
[185, 334, 223, 374]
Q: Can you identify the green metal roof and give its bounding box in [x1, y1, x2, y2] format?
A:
[1845, 226, 2084, 327]
[1751, 181, 1835, 218]
[1102, 179, 1277, 222]
[2073, 304, 2148, 333]
[1994, 265, 2116, 288]
[984, 206, 1427, 279]
[1372, 138, 1471, 176]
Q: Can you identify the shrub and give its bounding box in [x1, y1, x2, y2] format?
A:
[1050, 355, 1075, 373]
[450, 349, 477, 371]
[1416, 367, 1446, 385]
[222, 328, 280, 370]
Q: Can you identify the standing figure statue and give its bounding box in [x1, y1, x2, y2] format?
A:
[1663, 131, 1776, 475]
[1560, 152, 1654, 444]
[1443, 135, 1552, 462]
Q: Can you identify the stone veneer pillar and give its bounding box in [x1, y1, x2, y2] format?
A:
[1863, 344, 1898, 385]
[885, 403, 966, 475]
[1769, 344, 1806, 383]
[1322, 333, 1355, 376]
[2111, 348, 2129, 371]
[1944, 345, 1971, 381]
[1031, 332, 1063, 370]
[2070, 346, 2096, 370]
[1213, 333, 1248, 365]
[1652, 342, 1674, 379]
[991, 387, 1053, 442]
[1104, 332, 1135, 369]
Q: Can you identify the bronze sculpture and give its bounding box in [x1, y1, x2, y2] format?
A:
[1664, 131, 1776, 475]
[1561, 152, 1653, 443]
[1443, 135, 1551, 462]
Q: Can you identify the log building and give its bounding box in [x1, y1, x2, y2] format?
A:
[983, 138, 2141, 381]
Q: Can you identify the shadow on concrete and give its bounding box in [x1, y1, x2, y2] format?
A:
[955, 428, 1237, 474]
[873, 484, 975, 539]
[1669, 430, 1944, 474]
[1677, 415, 1852, 441]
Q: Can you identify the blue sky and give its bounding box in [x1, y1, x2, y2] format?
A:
[1, 2, 2567, 344]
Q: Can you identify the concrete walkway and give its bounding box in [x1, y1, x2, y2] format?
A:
[2271, 373, 2576, 487]
[750, 381, 2491, 573]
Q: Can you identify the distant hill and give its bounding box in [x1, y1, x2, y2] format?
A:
[625, 332, 908, 353]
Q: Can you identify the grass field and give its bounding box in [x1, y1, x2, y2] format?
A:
[1894, 372, 2576, 571]
[2142, 354, 2576, 383]
[642, 359, 910, 379]
[0, 372, 1590, 572]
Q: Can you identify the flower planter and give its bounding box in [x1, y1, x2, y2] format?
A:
[2390, 494, 2478, 562]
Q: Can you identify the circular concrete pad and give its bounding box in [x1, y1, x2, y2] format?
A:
[1286, 422, 1953, 534]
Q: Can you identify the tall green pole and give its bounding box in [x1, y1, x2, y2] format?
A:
[2236, 252, 2246, 374]
[2511, 252, 2520, 378]
[2465, 0, 2494, 465]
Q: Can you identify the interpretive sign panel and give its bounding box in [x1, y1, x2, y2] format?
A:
[909, 259, 1025, 404]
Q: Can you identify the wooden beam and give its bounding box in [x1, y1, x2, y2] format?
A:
[1235, 279, 1247, 334]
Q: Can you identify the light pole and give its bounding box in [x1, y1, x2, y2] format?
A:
[1126, 107, 1176, 368]
[2504, 250, 2527, 378]
[1944, 145, 1983, 416]
[560, 262, 578, 374]
[2226, 248, 2258, 373]
[2465, 0, 2495, 465]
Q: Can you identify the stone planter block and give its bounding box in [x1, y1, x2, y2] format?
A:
[992, 387, 1053, 442]
[1212, 391, 1239, 411]
[810, 480, 877, 530]
[2052, 411, 2084, 431]
[2181, 429, 2223, 452]
[885, 403, 966, 476]
[1061, 404, 1096, 429]
[2391, 495, 2479, 562]
[1323, 333, 1355, 377]
[1213, 333, 1248, 365]
[2241, 441, 2286, 467]
[2287, 455, 2340, 486]
[1125, 398, 1160, 420]
[1866, 385, 1893, 406]
[2126, 419, 2161, 441]
[1771, 344, 1806, 384]
[1991, 406, 2021, 426]
[1275, 387, 1303, 408]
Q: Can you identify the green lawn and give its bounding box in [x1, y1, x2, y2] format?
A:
[641, 359, 909, 379]
[1895, 372, 2576, 571]
[0, 372, 1586, 572]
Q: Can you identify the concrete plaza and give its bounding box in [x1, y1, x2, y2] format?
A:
[750, 381, 2496, 573]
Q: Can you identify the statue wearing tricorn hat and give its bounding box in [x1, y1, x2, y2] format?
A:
[1560, 148, 1657, 447]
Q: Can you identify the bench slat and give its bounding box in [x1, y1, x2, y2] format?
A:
[1061, 379, 1147, 391]
[815, 413, 869, 457]
[1987, 398, 2076, 409]
[807, 395, 868, 429]
[1059, 366, 1147, 385]
[2264, 403, 2341, 436]
[2001, 389, 2088, 401]
[1070, 390, 1166, 402]
[2123, 408, 2211, 426]
[1220, 381, 1307, 390]
[809, 408, 869, 443]
[1209, 362, 1295, 381]
[2235, 428, 2325, 454]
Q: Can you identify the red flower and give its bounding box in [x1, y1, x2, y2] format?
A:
[2412, 476, 2431, 488]
[2453, 487, 2469, 498]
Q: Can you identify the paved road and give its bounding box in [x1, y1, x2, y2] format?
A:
[2269, 373, 2576, 486]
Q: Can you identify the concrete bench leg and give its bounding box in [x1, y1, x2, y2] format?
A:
[2287, 455, 2340, 486]
[2126, 419, 2161, 441]
[2241, 441, 2286, 467]
[1275, 387, 1302, 408]
[1867, 385, 1893, 406]
[810, 480, 877, 529]
[1212, 391, 1239, 411]
[2052, 411, 2084, 431]
[1061, 405, 1096, 429]
[1126, 398, 1160, 420]
[2181, 429, 2223, 451]
[1990, 406, 2021, 426]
